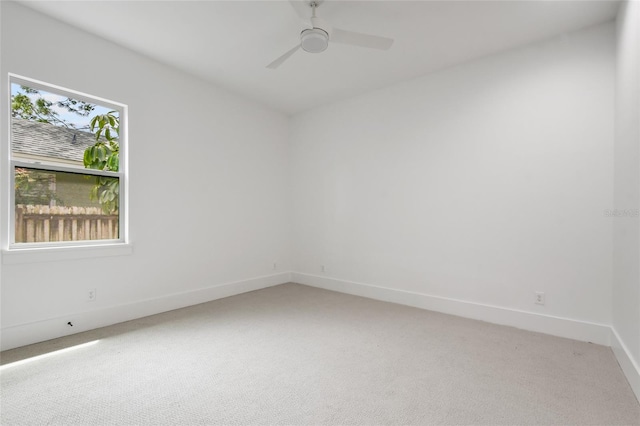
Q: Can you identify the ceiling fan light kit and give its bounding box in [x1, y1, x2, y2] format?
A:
[266, 0, 394, 69]
[301, 28, 329, 53]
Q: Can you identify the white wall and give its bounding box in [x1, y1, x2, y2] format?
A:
[290, 23, 616, 342]
[613, 0, 640, 399]
[0, 2, 291, 350]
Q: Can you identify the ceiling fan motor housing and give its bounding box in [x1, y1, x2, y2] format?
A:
[301, 28, 329, 53]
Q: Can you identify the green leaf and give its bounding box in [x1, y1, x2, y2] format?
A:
[83, 149, 92, 166]
[107, 155, 119, 172]
[89, 115, 98, 131]
[97, 145, 106, 161]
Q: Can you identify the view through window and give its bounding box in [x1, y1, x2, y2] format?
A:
[10, 76, 125, 246]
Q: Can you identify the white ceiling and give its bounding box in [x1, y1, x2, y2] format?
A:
[19, 0, 620, 115]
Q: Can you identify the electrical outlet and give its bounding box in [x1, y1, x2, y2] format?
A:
[273, 262, 277, 270]
[535, 292, 545, 305]
[88, 289, 96, 302]
[321, 265, 326, 273]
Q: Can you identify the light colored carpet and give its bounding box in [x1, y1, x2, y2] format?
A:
[1, 282, 639, 425]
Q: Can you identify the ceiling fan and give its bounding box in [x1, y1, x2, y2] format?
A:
[267, 0, 394, 69]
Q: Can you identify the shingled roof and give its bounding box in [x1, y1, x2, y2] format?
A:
[11, 117, 96, 163]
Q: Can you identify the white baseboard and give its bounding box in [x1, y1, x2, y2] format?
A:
[1, 272, 292, 351]
[611, 327, 640, 403]
[4, 271, 637, 403]
[292, 272, 612, 346]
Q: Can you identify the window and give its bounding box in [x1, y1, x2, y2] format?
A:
[7, 75, 127, 250]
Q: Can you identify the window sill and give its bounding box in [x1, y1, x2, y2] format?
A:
[1, 243, 133, 264]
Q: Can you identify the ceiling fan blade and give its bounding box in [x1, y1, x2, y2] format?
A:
[266, 45, 301, 69]
[330, 28, 394, 50]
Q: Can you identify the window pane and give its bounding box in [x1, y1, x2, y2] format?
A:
[11, 83, 118, 169]
[14, 167, 119, 243]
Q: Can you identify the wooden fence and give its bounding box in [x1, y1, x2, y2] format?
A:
[15, 205, 119, 243]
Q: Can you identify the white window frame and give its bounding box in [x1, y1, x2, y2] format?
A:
[3, 74, 130, 262]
